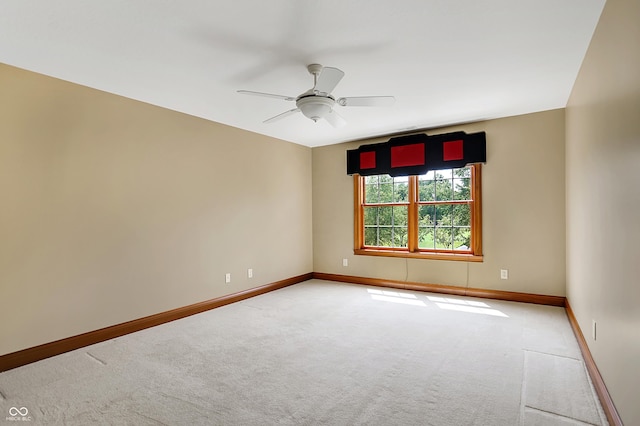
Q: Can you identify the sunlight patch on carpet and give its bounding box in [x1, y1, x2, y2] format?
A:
[426, 296, 509, 317]
[368, 288, 427, 306]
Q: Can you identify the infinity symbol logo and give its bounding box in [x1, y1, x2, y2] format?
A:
[8, 407, 28, 416]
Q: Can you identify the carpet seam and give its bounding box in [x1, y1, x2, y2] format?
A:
[519, 350, 529, 426]
[523, 350, 604, 426]
[85, 352, 107, 366]
[523, 405, 601, 426]
[131, 410, 170, 426]
[522, 348, 582, 362]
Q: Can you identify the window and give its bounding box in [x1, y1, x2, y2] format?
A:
[354, 164, 482, 261]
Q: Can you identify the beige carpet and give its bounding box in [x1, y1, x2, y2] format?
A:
[0, 280, 607, 425]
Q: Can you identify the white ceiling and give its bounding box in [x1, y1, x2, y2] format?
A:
[0, 1, 605, 147]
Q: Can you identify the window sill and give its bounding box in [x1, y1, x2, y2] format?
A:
[354, 248, 484, 262]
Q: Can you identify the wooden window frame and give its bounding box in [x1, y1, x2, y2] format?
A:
[354, 164, 483, 262]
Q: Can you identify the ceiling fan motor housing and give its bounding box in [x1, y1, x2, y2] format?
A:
[238, 63, 394, 126]
[296, 95, 335, 122]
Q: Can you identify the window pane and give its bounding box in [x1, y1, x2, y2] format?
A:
[453, 178, 470, 200]
[364, 175, 379, 203]
[393, 226, 408, 247]
[435, 204, 452, 226]
[365, 183, 378, 203]
[363, 205, 408, 248]
[435, 227, 453, 249]
[379, 227, 392, 246]
[363, 206, 380, 226]
[436, 176, 453, 201]
[377, 183, 393, 203]
[452, 204, 470, 226]
[365, 175, 401, 204]
[377, 206, 393, 226]
[393, 177, 409, 202]
[418, 227, 435, 249]
[453, 227, 471, 250]
[418, 179, 435, 201]
[454, 167, 471, 179]
[393, 205, 408, 226]
[418, 205, 435, 226]
[364, 227, 378, 246]
[418, 172, 435, 202]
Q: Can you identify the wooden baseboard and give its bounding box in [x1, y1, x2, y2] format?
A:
[312, 272, 566, 307]
[565, 301, 623, 426]
[0, 273, 313, 373]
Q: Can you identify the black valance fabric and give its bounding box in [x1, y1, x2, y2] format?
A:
[346, 131, 486, 177]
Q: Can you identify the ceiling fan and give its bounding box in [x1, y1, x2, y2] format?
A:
[238, 64, 395, 128]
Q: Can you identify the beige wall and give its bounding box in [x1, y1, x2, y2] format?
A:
[313, 109, 566, 296]
[566, 0, 640, 423]
[0, 64, 313, 356]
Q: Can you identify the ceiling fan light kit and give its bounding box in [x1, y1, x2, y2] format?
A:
[238, 63, 395, 127]
[297, 95, 334, 122]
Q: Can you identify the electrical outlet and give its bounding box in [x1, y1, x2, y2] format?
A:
[248, 268, 253, 278]
[592, 320, 597, 341]
[500, 269, 509, 280]
[225, 273, 231, 283]
[343, 258, 348, 267]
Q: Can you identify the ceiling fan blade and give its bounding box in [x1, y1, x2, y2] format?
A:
[324, 109, 346, 128]
[337, 96, 395, 107]
[314, 67, 345, 94]
[237, 90, 296, 101]
[263, 108, 300, 124]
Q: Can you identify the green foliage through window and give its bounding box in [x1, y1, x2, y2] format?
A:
[362, 168, 472, 251]
[417, 168, 471, 250]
